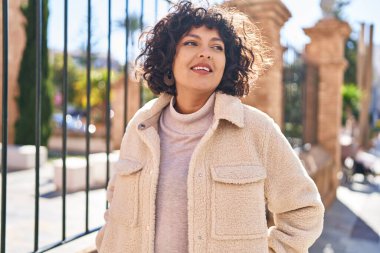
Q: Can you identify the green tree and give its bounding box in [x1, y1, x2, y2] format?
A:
[116, 14, 142, 42]
[116, 14, 156, 105]
[50, 53, 79, 104]
[71, 69, 119, 123]
[333, 0, 351, 20]
[333, 0, 362, 127]
[344, 37, 357, 84]
[342, 83, 361, 124]
[333, 0, 357, 84]
[15, 0, 53, 146]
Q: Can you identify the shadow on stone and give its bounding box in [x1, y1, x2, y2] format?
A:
[342, 175, 380, 194]
[310, 197, 380, 253]
[351, 217, 380, 243]
[40, 185, 106, 199]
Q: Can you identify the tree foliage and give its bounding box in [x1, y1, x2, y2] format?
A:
[333, 0, 357, 84]
[70, 69, 118, 123]
[342, 83, 361, 123]
[344, 37, 357, 84]
[333, 0, 351, 20]
[15, 0, 53, 146]
[116, 14, 142, 39]
[50, 53, 79, 104]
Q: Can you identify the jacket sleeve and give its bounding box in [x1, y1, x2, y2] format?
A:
[95, 117, 137, 250]
[95, 171, 116, 251]
[264, 120, 325, 253]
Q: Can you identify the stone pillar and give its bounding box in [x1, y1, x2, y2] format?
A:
[111, 76, 140, 149]
[225, 0, 291, 126]
[358, 24, 374, 148]
[0, 0, 27, 144]
[304, 19, 351, 203]
[303, 65, 319, 144]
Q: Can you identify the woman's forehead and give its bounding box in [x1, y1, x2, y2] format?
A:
[182, 26, 223, 41]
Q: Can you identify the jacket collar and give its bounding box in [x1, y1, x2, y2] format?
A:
[214, 92, 245, 128]
[136, 92, 245, 129]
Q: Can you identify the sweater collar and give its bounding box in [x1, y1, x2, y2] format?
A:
[136, 92, 244, 129]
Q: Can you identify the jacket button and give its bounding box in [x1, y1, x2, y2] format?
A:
[198, 235, 202, 240]
[198, 173, 202, 177]
[138, 123, 146, 130]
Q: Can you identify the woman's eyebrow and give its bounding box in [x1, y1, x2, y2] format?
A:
[184, 33, 223, 42]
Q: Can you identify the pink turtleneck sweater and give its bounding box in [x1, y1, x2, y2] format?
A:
[154, 93, 215, 253]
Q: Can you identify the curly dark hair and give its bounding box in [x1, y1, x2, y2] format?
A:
[135, 0, 272, 97]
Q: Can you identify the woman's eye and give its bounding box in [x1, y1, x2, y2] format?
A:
[183, 41, 197, 46]
[212, 45, 224, 51]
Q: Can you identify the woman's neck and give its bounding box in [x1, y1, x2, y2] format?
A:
[174, 91, 214, 114]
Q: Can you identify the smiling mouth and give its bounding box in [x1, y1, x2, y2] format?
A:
[191, 66, 212, 73]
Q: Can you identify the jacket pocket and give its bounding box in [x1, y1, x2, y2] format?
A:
[108, 158, 143, 227]
[210, 164, 267, 240]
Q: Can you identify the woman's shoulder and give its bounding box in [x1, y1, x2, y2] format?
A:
[242, 103, 277, 130]
[129, 94, 172, 125]
[242, 104, 288, 146]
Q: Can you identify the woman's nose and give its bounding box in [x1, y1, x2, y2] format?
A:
[198, 48, 212, 59]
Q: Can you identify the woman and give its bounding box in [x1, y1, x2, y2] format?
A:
[96, 1, 324, 252]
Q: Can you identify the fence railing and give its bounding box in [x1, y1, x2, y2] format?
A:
[2, 1, 10, 253]
[0, 0, 171, 252]
[283, 44, 306, 148]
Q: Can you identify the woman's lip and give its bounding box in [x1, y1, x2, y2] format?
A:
[190, 63, 213, 72]
[191, 69, 212, 75]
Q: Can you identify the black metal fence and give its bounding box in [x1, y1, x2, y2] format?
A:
[283, 45, 306, 148]
[1, 0, 172, 252]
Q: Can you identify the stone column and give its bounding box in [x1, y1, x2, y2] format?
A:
[0, 0, 27, 144]
[303, 65, 319, 144]
[111, 76, 140, 149]
[304, 19, 351, 203]
[225, 0, 291, 126]
[358, 24, 374, 148]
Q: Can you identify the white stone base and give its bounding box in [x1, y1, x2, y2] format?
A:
[53, 152, 119, 193]
[0, 143, 48, 170]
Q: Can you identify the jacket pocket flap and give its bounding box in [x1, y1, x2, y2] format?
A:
[211, 165, 266, 184]
[114, 158, 143, 176]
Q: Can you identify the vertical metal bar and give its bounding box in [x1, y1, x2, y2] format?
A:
[282, 43, 288, 131]
[139, 0, 144, 31]
[105, 0, 112, 209]
[85, 0, 92, 232]
[154, 0, 158, 21]
[361, 23, 374, 147]
[62, 0, 68, 241]
[1, 0, 9, 252]
[357, 23, 365, 90]
[139, 0, 144, 107]
[124, 0, 129, 130]
[34, 0, 43, 251]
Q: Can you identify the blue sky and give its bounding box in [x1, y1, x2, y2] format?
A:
[48, 0, 380, 64]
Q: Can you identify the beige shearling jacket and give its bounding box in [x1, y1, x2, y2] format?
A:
[96, 92, 324, 253]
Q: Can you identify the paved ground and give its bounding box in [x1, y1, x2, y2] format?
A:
[1, 164, 106, 253]
[310, 174, 380, 253]
[2, 163, 380, 253]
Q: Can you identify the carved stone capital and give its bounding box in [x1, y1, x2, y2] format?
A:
[224, 0, 291, 27]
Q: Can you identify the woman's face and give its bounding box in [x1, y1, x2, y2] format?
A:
[172, 25, 226, 97]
